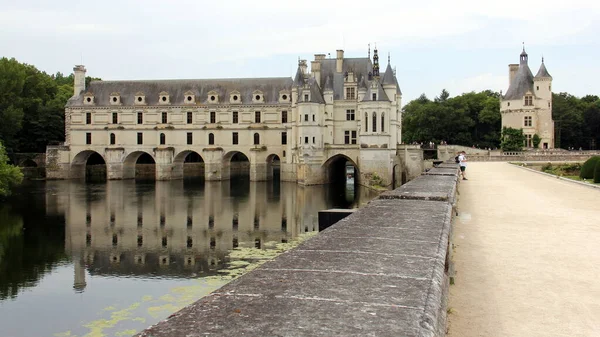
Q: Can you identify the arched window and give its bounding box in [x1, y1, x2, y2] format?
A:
[364, 113, 368, 132]
[381, 112, 385, 132]
[208, 133, 214, 145]
[372, 112, 377, 132]
[159, 133, 166, 145]
[110, 133, 116, 145]
[253, 133, 260, 145]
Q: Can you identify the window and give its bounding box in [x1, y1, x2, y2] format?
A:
[524, 116, 532, 127]
[232, 214, 239, 230]
[346, 109, 355, 121]
[372, 93, 377, 101]
[381, 112, 385, 132]
[312, 115, 315, 122]
[312, 136, 315, 144]
[304, 137, 308, 144]
[86, 132, 92, 145]
[86, 113, 91, 124]
[110, 133, 115, 145]
[344, 131, 357, 144]
[232, 111, 238, 124]
[255, 111, 261, 123]
[137, 112, 143, 124]
[346, 87, 356, 99]
[283, 150, 286, 157]
[364, 113, 368, 131]
[304, 114, 308, 122]
[160, 133, 165, 145]
[187, 112, 193, 124]
[208, 215, 214, 229]
[161, 112, 167, 124]
[372, 112, 377, 132]
[281, 132, 287, 145]
[254, 133, 260, 145]
[524, 95, 533, 106]
[536, 86, 539, 91]
[232, 132, 238, 145]
[281, 111, 288, 123]
[525, 134, 533, 147]
[208, 133, 214, 145]
[187, 236, 193, 248]
[137, 132, 143, 145]
[187, 132, 192, 145]
[162, 237, 167, 247]
[304, 94, 309, 101]
[210, 111, 216, 123]
[137, 235, 143, 247]
[112, 112, 118, 124]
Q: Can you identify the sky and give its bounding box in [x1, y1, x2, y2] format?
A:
[1, 0, 599, 104]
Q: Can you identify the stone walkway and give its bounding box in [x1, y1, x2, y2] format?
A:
[448, 162, 600, 337]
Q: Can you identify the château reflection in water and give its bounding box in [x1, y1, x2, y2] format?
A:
[44, 178, 377, 291]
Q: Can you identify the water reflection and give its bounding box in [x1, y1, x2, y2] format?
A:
[0, 179, 378, 336]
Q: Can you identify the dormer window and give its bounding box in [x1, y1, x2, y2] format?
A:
[229, 90, 241, 104]
[372, 93, 377, 101]
[345, 87, 355, 100]
[159, 91, 170, 104]
[279, 90, 290, 103]
[184, 90, 195, 104]
[304, 93, 309, 102]
[207, 91, 219, 104]
[83, 92, 94, 105]
[252, 90, 264, 103]
[110, 92, 121, 105]
[524, 95, 533, 106]
[135, 92, 146, 105]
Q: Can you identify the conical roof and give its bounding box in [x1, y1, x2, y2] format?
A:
[358, 76, 367, 90]
[382, 63, 395, 85]
[534, 60, 552, 79]
[293, 67, 304, 87]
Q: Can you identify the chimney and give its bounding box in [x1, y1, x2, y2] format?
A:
[311, 59, 322, 87]
[73, 65, 86, 97]
[315, 54, 326, 61]
[336, 49, 344, 73]
[508, 64, 519, 86]
[299, 59, 308, 75]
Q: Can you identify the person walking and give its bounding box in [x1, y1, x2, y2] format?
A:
[459, 151, 467, 180]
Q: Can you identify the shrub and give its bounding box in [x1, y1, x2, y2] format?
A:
[580, 156, 600, 179]
[594, 162, 600, 183]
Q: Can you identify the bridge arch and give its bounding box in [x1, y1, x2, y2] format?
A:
[123, 151, 156, 180]
[71, 150, 107, 181]
[266, 153, 281, 181]
[173, 150, 205, 179]
[323, 154, 359, 185]
[19, 159, 38, 167]
[223, 150, 250, 179]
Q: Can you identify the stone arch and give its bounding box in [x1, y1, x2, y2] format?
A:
[123, 151, 156, 180]
[323, 154, 360, 185]
[266, 153, 281, 181]
[223, 150, 250, 179]
[71, 150, 107, 181]
[173, 150, 205, 179]
[19, 159, 38, 167]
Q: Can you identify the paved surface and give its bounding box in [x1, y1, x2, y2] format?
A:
[448, 162, 600, 337]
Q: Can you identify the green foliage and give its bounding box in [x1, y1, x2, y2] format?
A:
[532, 134, 541, 148]
[580, 156, 600, 179]
[594, 162, 600, 183]
[402, 90, 501, 148]
[0, 141, 23, 197]
[542, 163, 581, 176]
[500, 127, 525, 151]
[553, 93, 600, 150]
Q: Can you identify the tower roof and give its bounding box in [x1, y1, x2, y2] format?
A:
[382, 63, 395, 85]
[293, 66, 304, 87]
[534, 59, 552, 79]
[504, 48, 535, 100]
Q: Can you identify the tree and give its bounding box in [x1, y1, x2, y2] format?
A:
[532, 134, 541, 148]
[0, 140, 23, 197]
[500, 127, 525, 152]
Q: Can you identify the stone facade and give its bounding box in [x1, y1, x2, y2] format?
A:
[501, 48, 554, 149]
[47, 48, 421, 186]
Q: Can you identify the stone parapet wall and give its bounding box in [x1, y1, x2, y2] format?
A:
[136, 164, 460, 337]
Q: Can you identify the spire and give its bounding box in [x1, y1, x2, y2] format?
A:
[382, 63, 395, 85]
[520, 43, 528, 65]
[388, 52, 390, 64]
[293, 66, 304, 87]
[534, 57, 552, 79]
[372, 45, 380, 78]
[368, 43, 370, 59]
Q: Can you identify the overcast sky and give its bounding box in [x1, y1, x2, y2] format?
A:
[1, 0, 599, 103]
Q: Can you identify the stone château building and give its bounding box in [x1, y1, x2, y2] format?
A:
[501, 47, 554, 149]
[46, 47, 417, 185]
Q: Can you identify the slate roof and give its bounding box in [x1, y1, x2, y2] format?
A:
[503, 57, 535, 101]
[67, 77, 293, 107]
[361, 81, 390, 102]
[381, 63, 395, 85]
[534, 61, 552, 79]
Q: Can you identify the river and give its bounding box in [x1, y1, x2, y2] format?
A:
[0, 178, 377, 337]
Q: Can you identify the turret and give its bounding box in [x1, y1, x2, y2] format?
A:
[534, 57, 552, 101]
[73, 65, 86, 97]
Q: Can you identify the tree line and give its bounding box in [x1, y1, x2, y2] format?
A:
[402, 89, 600, 151]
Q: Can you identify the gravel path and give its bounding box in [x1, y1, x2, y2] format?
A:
[448, 162, 600, 337]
